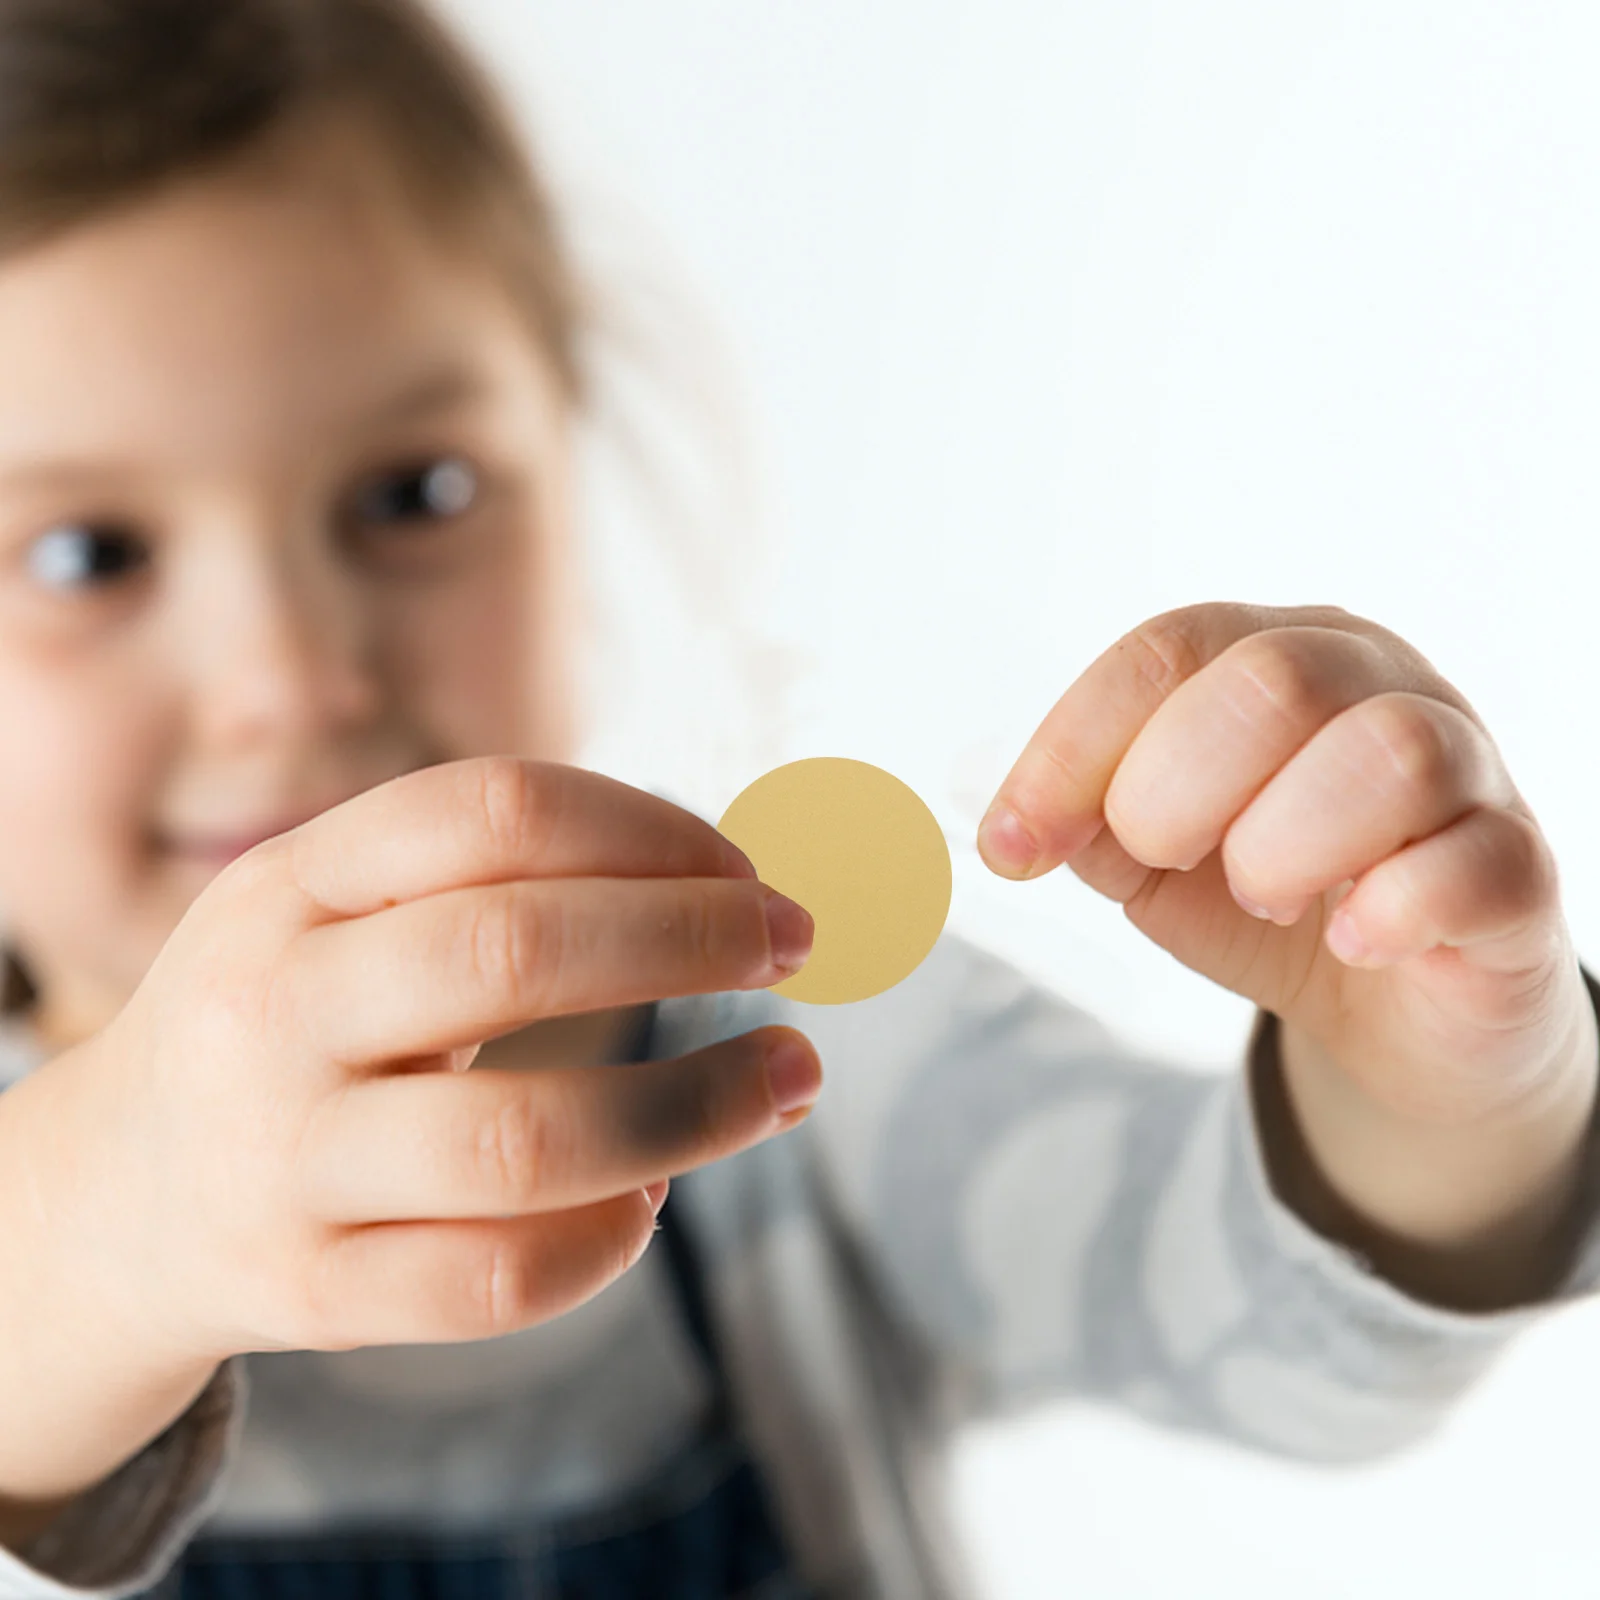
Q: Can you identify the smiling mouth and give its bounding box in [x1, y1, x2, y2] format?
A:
[156, 812, 328, 865]
[154, 777, 410, 868]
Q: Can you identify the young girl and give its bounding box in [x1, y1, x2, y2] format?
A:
[0, 3, 1597, 1597]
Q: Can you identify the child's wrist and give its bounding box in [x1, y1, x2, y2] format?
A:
[0, 1049, 225, 1508]
[1258, 994, 1600, 1310]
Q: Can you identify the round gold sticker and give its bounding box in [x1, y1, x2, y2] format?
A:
[717, 757, 952, 1005]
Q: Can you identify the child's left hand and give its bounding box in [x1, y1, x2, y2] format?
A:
[977, 602, 1599, 1309]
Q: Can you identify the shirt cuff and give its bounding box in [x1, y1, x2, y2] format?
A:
[1238, 959, 1600, 1330]
[0, 1356, 247, 1599]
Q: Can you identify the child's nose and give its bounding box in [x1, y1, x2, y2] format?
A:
[182, 542, 381, 749]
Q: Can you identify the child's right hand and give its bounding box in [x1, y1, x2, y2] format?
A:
[42, 757, 818, 1370]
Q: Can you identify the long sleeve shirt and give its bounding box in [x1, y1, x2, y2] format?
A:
[4, 911, 1600, 1599]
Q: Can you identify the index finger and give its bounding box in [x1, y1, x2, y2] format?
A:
[977, 604, 1383, 878]
[265, 758, 758, 924]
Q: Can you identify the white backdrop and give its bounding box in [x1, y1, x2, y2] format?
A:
[442, 4, 1600, 1594]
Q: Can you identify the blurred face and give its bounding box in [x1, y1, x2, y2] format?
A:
[0, 112, 586, 1051]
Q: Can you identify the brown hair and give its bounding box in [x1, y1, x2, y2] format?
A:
[0, 0, 589, 1017]
[0, 0, 582, 390]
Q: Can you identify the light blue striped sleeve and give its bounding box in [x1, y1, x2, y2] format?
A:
[759, 928, 1600, 1463]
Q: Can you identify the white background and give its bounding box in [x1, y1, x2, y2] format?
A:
[443, 4, 1600, 1594]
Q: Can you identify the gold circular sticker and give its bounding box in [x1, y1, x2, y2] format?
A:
[717, 757, 952, 1005]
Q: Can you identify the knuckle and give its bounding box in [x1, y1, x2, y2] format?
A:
[467, 886, 553, 1013]
[1306, 602, 1362, 629]
[669, 882, 731, 973]
[475, 1091, 564, 1210]
[473, 1233, 532, 1339]
[688, 883, 720, 966]
[219, 833, 292, 898]
[1126, 614, 1206, 698]
[1033, 735, 1089, 794]
[1229, 634, 1335, 727]
[475, 755, 547, 861]
[1361, 696, 1457, 795]
[466, 895, 521, 1007]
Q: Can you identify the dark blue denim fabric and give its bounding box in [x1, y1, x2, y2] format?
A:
[161, 1375, 811, 1599]
[140, 1004, 817, 1600]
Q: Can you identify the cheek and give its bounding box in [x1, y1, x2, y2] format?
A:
[0, 659, 166, 910]
[378, 526, 571, 758]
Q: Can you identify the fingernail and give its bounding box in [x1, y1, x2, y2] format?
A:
[978, 805, 1038, 878]
[1232, 886, 1274, 920]
[1326, 909, 1372, 965]
[644, 1178, 670, 1215]
[763, 890, 814, 974]
[766, 1037, 822, 1116]
[1231, 886, 1308, 926]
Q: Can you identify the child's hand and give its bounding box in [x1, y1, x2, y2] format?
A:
[977, 603, 1599, 1306]
[43, 758, 818, 1366]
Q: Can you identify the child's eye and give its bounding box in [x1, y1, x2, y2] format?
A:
[24, 522, 149, 591]
[349, 457, 480, 531]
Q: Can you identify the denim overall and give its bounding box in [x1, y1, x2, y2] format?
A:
[145, 1003, 818, 1600]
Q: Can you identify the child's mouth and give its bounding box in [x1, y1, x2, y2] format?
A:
[157, 818, 317, 867]
[155, 791, 379, 868]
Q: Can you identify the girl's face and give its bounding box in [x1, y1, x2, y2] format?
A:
[0, 112, 584, 1051]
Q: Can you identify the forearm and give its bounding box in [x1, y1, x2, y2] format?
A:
[1259, 971, 1600, 1312]
[0, 1050, 220, 1548]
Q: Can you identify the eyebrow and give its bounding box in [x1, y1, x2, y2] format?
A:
[0, 362, 494, 494]
[359, 363, 494, 430]
[0, 457, 153, 495]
